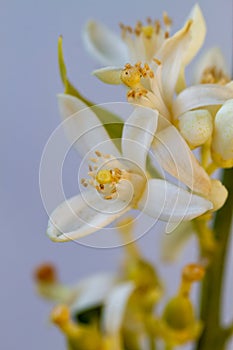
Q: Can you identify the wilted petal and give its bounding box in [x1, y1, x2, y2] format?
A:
[57, 94, 121, 157]
[152, 124, 211, 195]
[93, 66, 122, 85]
[137, 179, 213, 222]
[71, 273, 119, 314]
[83, 20, 129, 66]
[47, 190, 130, 242]
[102, 282, 135, 334]
[173, 85, 233, 119]
[122, 107, 158, 171]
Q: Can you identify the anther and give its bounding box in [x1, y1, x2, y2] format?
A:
[95, 150, 102, 157]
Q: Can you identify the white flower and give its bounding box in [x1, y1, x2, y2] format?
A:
[194, 47, 230, 85]
[83, 4, 205, 69]
[46, 95, 213, 242]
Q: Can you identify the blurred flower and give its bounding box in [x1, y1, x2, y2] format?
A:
[46, 95, 214, 242]
[35, 226, 163, 350]
[83, 4, 205, 70]
[193, 48, 233, 168]
[148, 264, 205, 347]
[194, 47, 230, 85]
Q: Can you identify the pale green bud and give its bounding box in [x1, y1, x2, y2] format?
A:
[178, 109, 213, 148]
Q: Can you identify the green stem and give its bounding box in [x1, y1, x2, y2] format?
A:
[196, 168, 233, 350]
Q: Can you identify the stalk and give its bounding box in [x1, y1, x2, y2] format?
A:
[196, 168, 233, 350]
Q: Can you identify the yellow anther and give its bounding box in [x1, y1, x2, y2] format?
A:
[163, 12, 172, 27]
[182, 263, 205, 283]
[51, 305, 70, 326]
[34, 263, 57, 284]
[96, 170, 113, 185]
[142, 25, 154, 38]
[201, 66, 230, 85]
[120, 65, 142, 88]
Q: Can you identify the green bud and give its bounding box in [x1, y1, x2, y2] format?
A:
[163, 296, 195, 330]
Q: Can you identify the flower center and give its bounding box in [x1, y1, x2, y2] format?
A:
[120, 62, 154, 89]
[201, 66, 230, 85]
[141, 25, 154, 38]
[96, 169, 113, 184]
[81, 151, 131, 201]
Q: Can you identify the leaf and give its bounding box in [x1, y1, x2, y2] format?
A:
[58, 36, 123, 140]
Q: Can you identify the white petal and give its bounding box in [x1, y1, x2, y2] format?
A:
[194, 47, 229, 84]
[57, 94, 121, 157]
[137, 179, 213, 222]
[102, 282, 135, 334]
[173, 85, 233, 119]
[122, 107, 158, 171]
[71, 273, 118, 314]
[161, 222, 196, 262]
[93, 66, 123, 85]
[156, 20, 192, 108]
[208, 179, 228, 211]
[152, 124, 211, 195]
[182, 4, 206, 66]
[212, 99, 233, 167]
[47, 190, 130, 242]
[83, 20, 129, 66]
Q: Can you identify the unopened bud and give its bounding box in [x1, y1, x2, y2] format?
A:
[212, 99, 233, 168]
[51, 305, 70, 326]
[163, 296, 195, 330]
[182, 263, 205, 283]
[34, 263, 57, 284]
[178, 109, 213, 148]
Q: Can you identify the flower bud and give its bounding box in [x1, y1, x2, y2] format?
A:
[182, 263, 205, 283]
[34, 263, 57, 284]
[163, 296, 195, 330]
[178, 109, 213, 148]
[51, 305, 70, 326]
[212, 99, 233, 168]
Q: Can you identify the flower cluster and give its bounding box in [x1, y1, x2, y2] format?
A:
[37, 4, 233, 350]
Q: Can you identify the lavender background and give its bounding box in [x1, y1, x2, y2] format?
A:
[1, 0, 233, 349]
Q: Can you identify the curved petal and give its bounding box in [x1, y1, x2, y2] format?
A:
[57, 94, 121, 158]
[194, 47, 229, 84]
[182, 4, 206, 66]
[122, 107, 158, 171]
[137, 179, 213, 222]
[47, 190, 130, 242]
[93, 66, 123, 85]
[83, 20, 129, 66]
[208, 179, 228, 211]
[173, 85, 233, 119]
[102, 282, 135, 334]
[152, 124, 211, 196]
[156, 20, 192, 108]
[71, 273, 119, 314]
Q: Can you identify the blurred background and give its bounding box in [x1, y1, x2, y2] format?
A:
[1, 0, 233, 349]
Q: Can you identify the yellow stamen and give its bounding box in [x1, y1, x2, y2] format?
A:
[96, 169, 113, 185]
[201, 66, 230, 85]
